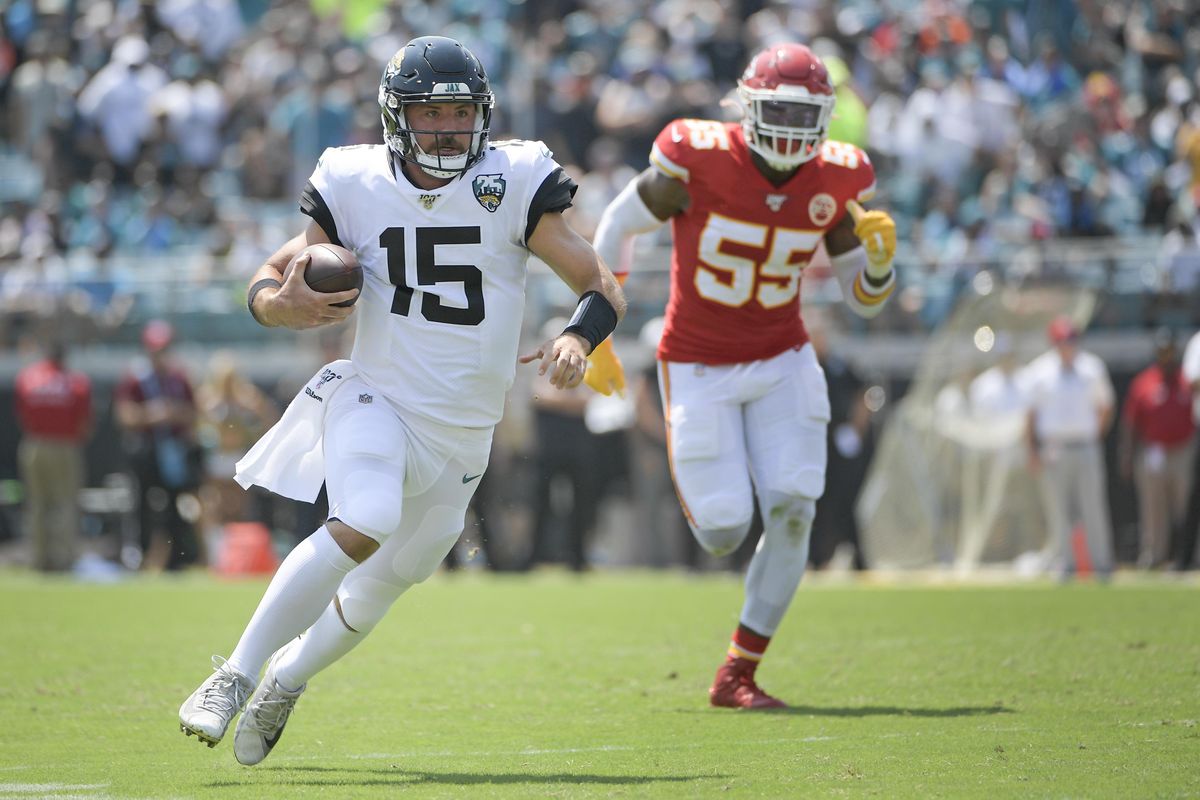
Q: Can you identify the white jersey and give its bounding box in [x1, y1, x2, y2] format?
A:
[300, 140, 575, 428]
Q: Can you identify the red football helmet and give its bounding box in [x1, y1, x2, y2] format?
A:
[737, 43, 835, 169]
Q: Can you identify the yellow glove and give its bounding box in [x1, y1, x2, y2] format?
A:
[584, 337, 626, 397]
[846, 200, 896, 277]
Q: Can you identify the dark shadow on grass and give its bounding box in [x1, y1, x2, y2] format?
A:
[676, 704, 1014, 718]
[784, 704, 1014, 718]
[207, 765, 725, 788]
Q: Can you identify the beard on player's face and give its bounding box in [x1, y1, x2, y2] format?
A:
[406, 129, 471, 159]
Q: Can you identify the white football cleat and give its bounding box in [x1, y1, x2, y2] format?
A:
[234, 642, 306, 766]
[179, 657, 255, 747]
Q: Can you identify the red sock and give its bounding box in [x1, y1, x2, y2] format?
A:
[727, 626, 771, 662]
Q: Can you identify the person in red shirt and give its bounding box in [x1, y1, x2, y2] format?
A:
[1118, 328, 1195, 569]
[114, 320, 201, 571]
[592, 43, 897, 709]
[15, 339, 93, 571]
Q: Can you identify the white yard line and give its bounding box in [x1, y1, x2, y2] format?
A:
[0, 784, 110, 795]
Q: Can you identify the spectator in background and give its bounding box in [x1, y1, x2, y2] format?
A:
[75, 35, 168, 181]
[14, 339, 92, 572]
[523, 319, 598, 572]
[809, 323, 872, 571]
[628, 316, 695, 569]
[114, 320, 202, 571]
[1177, 328, 1200, 570]
[961, 333, 1036, 567]
[195, 350, 278, 540]
[1158, 206, 1200, 300]
[1118, 328, 1194, 569]
[1025, 316, 1116, 580]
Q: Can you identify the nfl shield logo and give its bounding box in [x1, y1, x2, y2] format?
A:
[473, 174, 506, 212]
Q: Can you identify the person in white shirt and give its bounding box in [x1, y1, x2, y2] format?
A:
[177, 36, 626, 766]
[1024, 316, 1116, 580]
[76, 36, 167, 170]
[1177, 329, 1200, 569]
[959, 334, 1030, 567]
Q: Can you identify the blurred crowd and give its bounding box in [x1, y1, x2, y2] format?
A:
[3, 0, 1200, 348]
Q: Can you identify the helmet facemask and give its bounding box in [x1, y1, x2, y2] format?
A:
[738, 84, 834, 170]
[380, 84, 493, 179]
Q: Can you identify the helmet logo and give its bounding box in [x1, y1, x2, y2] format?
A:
[472, 174, 506, 212]
[808, 193, 836, 226]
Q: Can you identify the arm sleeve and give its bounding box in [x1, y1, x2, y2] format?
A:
[593, 180, 666, 281]
[830, 246, 894, 319]
[524, 166, 577, 244]
[299, 180, 343, 247]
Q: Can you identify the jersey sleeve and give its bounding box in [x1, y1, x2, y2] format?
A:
[524, 163, 577, 243]
[820, 140, 878, 228]
[648, 119, 707, 184]
[507, 140, 578, 245]
[299, 148, 347, 247]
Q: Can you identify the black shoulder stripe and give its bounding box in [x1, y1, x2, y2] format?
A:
[299, 181, 343, 247]
[524, 167, 578, 244]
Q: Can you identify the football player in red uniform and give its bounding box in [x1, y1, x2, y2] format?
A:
[592, 43, 897, 709]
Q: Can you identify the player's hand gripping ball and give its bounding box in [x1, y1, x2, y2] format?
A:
[284, 244, 363, 307]
[845, 200, 896, 277]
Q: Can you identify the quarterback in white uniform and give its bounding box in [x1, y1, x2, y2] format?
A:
[179, 36, 625, 765]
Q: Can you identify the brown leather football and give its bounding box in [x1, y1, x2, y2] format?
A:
[283, 243, 362, 307]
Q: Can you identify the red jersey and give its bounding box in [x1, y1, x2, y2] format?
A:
[1121, 364, 1194, 446]
[649, 120, 876, 364]
[15, 359, 92, 442]
[115, 363, 196, 440]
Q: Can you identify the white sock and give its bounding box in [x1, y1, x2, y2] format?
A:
[226, 526, 357, 679]
[273, 601, 360, 690]
[274, 577, 413, 689]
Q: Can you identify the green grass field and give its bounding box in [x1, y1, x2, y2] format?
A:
[2, 570, 1198, 799]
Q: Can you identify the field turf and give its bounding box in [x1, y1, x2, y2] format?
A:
[1, 570, 1198, 799]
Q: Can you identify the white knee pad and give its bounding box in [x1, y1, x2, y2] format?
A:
[691, 520, 753, 558]
[333, 464, 405, 541]
[390, 504, 466, 584]
[760, 493, 816, 545]
[336, 573, 412, 634]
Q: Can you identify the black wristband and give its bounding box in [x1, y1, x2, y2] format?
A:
[864, 268, 893, 289]
[247, 278, 282, 325]
[562, 290, 618, 354]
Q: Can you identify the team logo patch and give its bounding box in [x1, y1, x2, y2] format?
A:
[765, 193, 788, 212]
[472, 174, 506, 212]
[358, 393, 373, 404]
[304, 367, 342, 403]
[419, 193, 438, 210]
[808, 192, 836, 226]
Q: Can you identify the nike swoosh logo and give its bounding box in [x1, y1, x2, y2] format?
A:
[462, 473, 483, 484]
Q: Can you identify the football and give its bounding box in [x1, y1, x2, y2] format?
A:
[284, 243, 362, 307]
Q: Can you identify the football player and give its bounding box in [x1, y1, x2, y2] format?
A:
[593, 43, 897, 709]
[179, 36, 625, 763]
